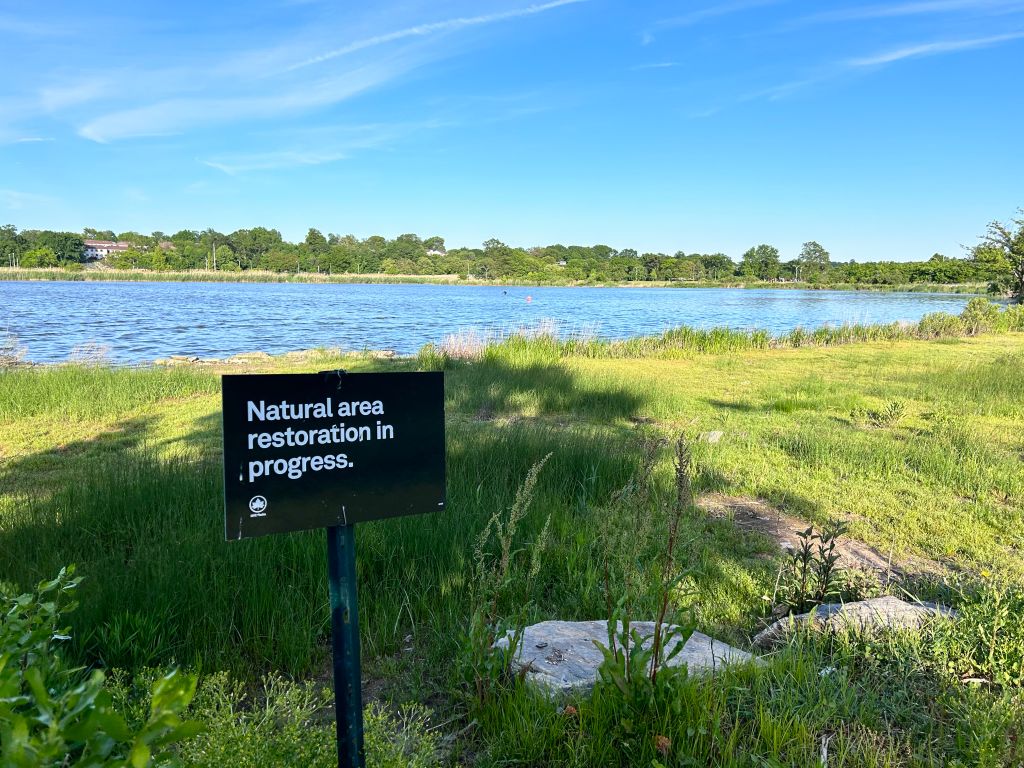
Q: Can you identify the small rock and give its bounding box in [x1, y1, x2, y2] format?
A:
[703, 430, 725, 444]
[494, 620, 754, 696]
[753, 596, 956, 649]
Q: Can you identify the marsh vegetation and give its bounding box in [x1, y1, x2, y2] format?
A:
[1, 301, 1023, 765]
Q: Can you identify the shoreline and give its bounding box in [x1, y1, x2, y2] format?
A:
[7, 299, 1021, 368]
[0, 267, 989, 294]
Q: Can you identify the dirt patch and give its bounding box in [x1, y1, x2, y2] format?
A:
[698, 493, 900, 573]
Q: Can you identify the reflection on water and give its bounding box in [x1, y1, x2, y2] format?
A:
[0, 281, 975, 363]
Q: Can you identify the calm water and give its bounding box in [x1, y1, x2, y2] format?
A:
[0, 281, 975, 364]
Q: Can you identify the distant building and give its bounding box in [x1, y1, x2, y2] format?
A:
[83, 240, 132, 260]
[83, 239, 176, 261]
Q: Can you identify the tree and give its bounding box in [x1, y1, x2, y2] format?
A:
[740, 244, 781, 280]
[304, 228, 329, 254]
[423, 236, 446, 253]
[981, 209, 1024, 300]
[700, 253, 735, 280]
[797, 241, 830, 281]
[1, 224, 26, 267]
[20, 246, 58, 268]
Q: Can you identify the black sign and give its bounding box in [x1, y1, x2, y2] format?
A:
[222, 371, 445, 540]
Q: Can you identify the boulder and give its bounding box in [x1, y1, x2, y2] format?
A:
[494, 620, 754, 696]
[753, 596, 955, 649]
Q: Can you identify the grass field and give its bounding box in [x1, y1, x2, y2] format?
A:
[1, 305, 1023, 766]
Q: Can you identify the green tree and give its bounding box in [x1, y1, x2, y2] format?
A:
[981, 209, 1024, 299]
[740, 244, 781, 280]
[20, 246, 58, 268]
[423, 236, 446, 253]
[700, 253, 735, 280]
[304, 228, 329, 254]
[797, 241, 830, 281]
[1, 224, 26, 267]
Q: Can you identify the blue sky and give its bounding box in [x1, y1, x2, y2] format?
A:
[1, 0, 1022, 261]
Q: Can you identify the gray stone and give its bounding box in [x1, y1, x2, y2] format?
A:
[753, 596, 956, 649]
[703, 430, 725, 444]
[494, 620, 754, 696]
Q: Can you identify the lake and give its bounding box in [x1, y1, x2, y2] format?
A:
[0, 281, 977, 364]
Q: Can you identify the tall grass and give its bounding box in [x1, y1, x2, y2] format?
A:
[420, 299, 1024, 364]
[2, 302, 1023, 764]
[0, 364, 218, 420]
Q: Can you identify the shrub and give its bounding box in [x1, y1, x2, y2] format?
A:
[0, 567, 201, 767]
[929, 578, 1024, 688]
[960, 297, 1002, 334]
[917, 311, 965, 339]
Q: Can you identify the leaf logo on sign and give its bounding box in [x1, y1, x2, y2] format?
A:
[249, 496, 268, 517]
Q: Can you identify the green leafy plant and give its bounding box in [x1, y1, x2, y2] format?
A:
[868, 399, 907, 428]
[773, 521, 849, 614]
[0, 567, 201, 767]
[929, 577, 1024, 688]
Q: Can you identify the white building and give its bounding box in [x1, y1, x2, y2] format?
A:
[83, 240, 132, 260]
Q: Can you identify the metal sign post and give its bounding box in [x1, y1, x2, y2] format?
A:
[327, 524, 364, 768]
[220, 370, 445, 768]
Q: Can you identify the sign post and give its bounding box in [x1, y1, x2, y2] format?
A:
[327, 524, 363, 766]
[221, 370, 445, 768]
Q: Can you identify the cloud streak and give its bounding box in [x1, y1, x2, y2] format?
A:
[795, 0, 1024, 25]
[284, 0, 588, 72]
[655, 0, 786, 30]
[847, 31, 1024, 66]
[203, 120, 447, 174]
[0, 189, 54, 210]
[73, 0, 588, 143]
[78, 59, 413, 142]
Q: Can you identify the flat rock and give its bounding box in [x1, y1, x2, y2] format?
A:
[753, 596, 956, 649]
[494, 620, 754, 696]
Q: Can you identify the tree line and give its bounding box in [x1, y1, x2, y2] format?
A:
[2, 214, 1021, 297]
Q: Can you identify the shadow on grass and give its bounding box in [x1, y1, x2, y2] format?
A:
[704, 398, 760, 413]
[0, 357, 790, 680]
[446, 357, 648, 423]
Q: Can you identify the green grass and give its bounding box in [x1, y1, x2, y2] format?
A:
[2, 308, 1023, 765]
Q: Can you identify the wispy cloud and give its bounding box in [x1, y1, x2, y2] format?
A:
[284, 0, 589, 72]
[203, 120, 446, 174]
[630, 61, 680, 70]
[795, 0, 1024, 26]
[204, 149, 351, 175]
[78, 59, 413, 142]
[39, 80, 110, 111]
[847, 31, 1024, 66]
[655, 0, 786, 30]
[0, 189, 54, 210]
[732, 29, 1024, 106]
[72, 1, 588, 143]
[0, 14, 73, 36]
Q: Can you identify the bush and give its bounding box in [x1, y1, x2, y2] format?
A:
[960, 297, 1002, 334]
[0, 567, 201, 767]
[929, 578, 1024, 688]
[917, 311, 965, 338]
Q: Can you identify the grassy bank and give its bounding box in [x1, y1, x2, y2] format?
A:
[2, 306, 1023, 765]
[0, 265, 990, 293]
